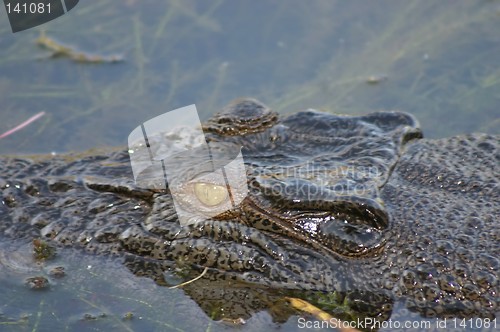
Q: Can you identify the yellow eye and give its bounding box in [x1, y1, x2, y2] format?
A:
[194, 183, 228, 206]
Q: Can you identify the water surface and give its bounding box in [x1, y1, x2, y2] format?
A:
[0, 1, 499, 331]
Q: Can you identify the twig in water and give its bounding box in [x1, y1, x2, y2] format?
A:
[168, 267, 209, 289]
[36, 31, 123, 64]
[0, 111, 46, 139]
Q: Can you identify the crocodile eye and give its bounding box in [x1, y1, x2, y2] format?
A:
[194, 182, 228, 206]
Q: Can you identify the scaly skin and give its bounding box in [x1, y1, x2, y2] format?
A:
[0, 99, 498, 323]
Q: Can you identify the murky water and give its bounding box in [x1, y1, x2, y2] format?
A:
[0, 1, 499, 331]
[1, 0, 499, 155]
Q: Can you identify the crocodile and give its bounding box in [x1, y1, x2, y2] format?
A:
[0, 99, 498, 325]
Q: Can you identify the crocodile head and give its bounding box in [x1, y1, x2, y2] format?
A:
[1, 99, 498, 323]
[120, 98, 416, 283]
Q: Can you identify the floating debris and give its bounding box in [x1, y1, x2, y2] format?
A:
[220, 317, 246, 325]
[167, 266, 209, 289]
[365, 74, 388, 85]
[48, 266, 66, 278]
[25, 276, 49, 290]
[0, 111, 45, 140]
[122, 312, 134, 321]
[81, 312, 107, 321]
[32, 238, 56, 261]
[36, 31, 123, 64]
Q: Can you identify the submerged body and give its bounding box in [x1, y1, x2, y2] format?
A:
[0, 99, 498, 323]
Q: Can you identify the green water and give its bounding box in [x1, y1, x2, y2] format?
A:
[0, 0, 498, 155]
[0, 1, 499, 331]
